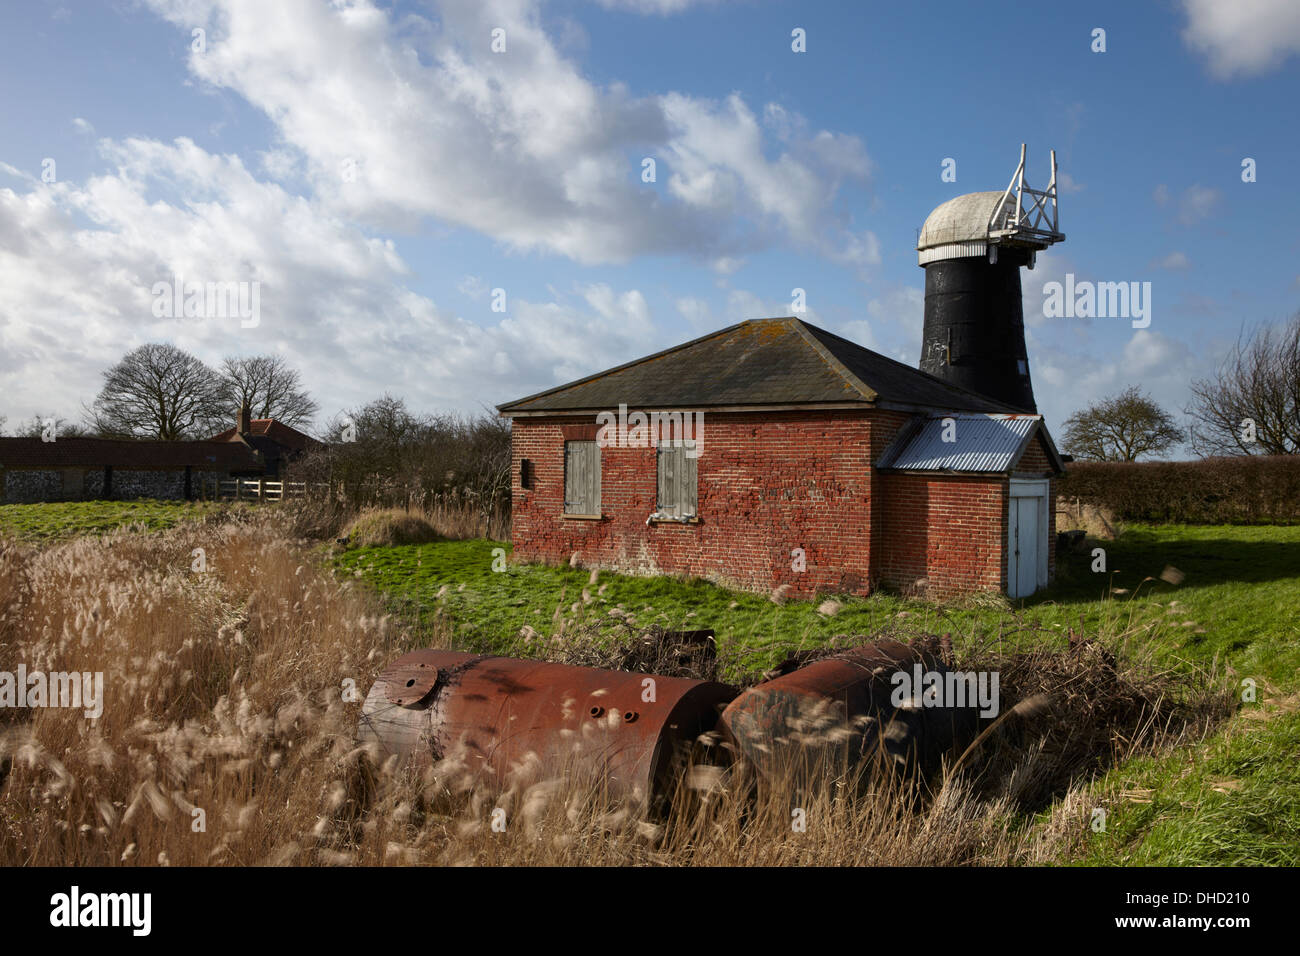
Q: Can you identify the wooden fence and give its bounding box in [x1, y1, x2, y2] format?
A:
[205, 479, 308, 502]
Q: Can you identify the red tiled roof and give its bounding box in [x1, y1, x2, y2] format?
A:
[0, 437, 262, 471]
[209, 419, 320, 453]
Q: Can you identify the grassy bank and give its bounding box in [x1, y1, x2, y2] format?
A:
[3, 504, 1293, 865]
[0, 511, 1132, 866]
[0, 499, 220, 542]
[334, 522, 1300, 864]
[333, 524, 1300, 688]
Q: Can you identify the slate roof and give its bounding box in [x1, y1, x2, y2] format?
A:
[875, 413, 1064, 474]
[0, 437, 263, 472]
[497, 318, 1019, 415]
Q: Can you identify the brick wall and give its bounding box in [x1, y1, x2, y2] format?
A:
[512, 410, 880, 596]
[510, 410, 1058, 600]
[875, 473, 1007, 597]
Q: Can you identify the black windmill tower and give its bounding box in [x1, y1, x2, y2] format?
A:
[915, 145, 1065, 412]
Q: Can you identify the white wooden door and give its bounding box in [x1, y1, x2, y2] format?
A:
[1009, 496, 1037, 597]
[1008, 480, 1047, 598]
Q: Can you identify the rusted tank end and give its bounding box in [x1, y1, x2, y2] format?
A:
[718, 640, 980, 786]
[358, 649, 736, 807]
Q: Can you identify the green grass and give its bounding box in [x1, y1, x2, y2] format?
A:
[1075, 707, 1300, 865]
[333, 524, 1300, 687]
[13, 509, 1289, 863]
[334, 522, 1300, 865]
[0, 499, 219, 542]
[335, 537, 921, 675]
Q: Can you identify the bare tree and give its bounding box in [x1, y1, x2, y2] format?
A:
[17, 414, 91, 439]
[1061, 386, 1185, 461]
[219, 355, 320, 428]
[88, 344, 227, 440]
[304, 395, 511, 519]
[1186, 315, 1300, 456]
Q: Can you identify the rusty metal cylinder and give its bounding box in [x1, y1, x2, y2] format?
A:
[358, 649, 737, 806]
[718, 640, 980, 784]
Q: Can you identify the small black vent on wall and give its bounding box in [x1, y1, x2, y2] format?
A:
[519, 458, 533, 490]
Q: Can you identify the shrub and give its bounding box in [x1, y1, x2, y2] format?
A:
[1059, 456, 1300, 524]
[342, 508, 442, 548]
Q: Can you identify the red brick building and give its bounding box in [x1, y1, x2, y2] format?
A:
[498, 318, 1063, 600]
[208, 405, 322, 478]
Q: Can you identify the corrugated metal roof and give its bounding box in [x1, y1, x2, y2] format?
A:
[876, 414, 1041, 473]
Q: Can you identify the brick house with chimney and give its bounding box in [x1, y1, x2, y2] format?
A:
[208, 405, 322, 479]
[497, 318, 1064, 600]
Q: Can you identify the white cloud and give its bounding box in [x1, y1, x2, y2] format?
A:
[1151, 251, 1191, 271]
[1153, 183, 1220, 226]
[1181, 0, 1300, 78]
[0, 137, 659, 426]
[1122, 329, 1189, 375]
[674, 295, 713, 329]
[258, 148, 300, 181]
[457, 274, 488, 300]
[591, 0, 729, 13]
[1154, 252, 1190, 270]
[1029, 330, 1199, 452]
[864, 286, 924, 362]
[725, 288, 772, 321]
[719, 288, 833, 329]
[1057, 171, 1084, 194]
[140, 0, 872, 268]
[837, 319, 879, 353]
[829, 229, 881, 269]
[1177, 184, 1221, 225]
[1020, 251, 1078, 329]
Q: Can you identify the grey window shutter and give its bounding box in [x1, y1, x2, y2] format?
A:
[658, 443, 677, 514]
[657, 441, 697, 518]
[682, 442, 697, 516]
[565, 441, 599, 514]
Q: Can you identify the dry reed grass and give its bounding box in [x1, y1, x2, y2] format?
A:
[342, 509, 443, 548]
[0, 512, 1229, 866]
[285, 498, 505, 545]
[1056, 498, 1124, 540]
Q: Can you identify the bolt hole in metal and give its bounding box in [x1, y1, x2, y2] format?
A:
[589, 706, 604, 718]
[623, 711, 638, 723]
[406, 679, 417, 688]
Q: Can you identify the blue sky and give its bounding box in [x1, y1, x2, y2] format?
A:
[2, 0, 1298, 453]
